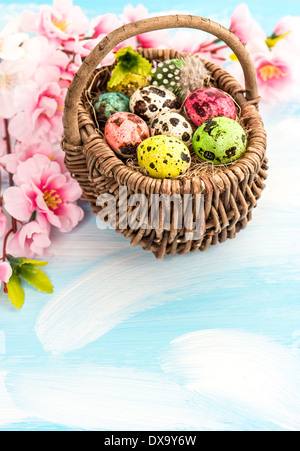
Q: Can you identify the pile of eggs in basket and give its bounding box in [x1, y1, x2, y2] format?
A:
[93, 55, 248, 179]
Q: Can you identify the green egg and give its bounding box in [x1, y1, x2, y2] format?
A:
[137, 135, 191, 179]
[192, 117, 247, 165]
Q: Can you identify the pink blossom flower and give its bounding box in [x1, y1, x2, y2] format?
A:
[0, 60, 24, 119]
[269, 22, 300, 103]
[0, 139, 66, 174]
[18, 140, 66, 172]
[0, 28, 28, 61]
[122, 4, 148, 23]
[23, 36, 77, 88]
[122, 4, 168, 49]
[65, 36, 105, 61]
[20, 36, 71, 83]
[8, 66, 67, 143]
[0, 152, 17, 174]
[0, 35, 71, 120]
[245, 37, 270, 56]
[171, 32, 227, 65]
[3, 154, 83, 233]
[227, 38, 294, 104]
[20, 0, 89, 46]
[0, 262, 12, 289]
[0, 207, 8, 238]
[230, 3, 266, 46]
[171, 30, 199, 54]
[7, 215, 51, 259]
[270, 15, 300, 57]
[274, 16, 300, 40]
[253, 52, 292, 102]
[92, 13, 123, 39]
[136, 29, 169, 49]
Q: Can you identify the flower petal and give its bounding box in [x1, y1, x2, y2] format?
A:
[0, 262, 12, 285]
[3, 186, 33, 221]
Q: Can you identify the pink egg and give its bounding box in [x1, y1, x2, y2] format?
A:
[104, 112, 150, 158]
[184, 87, 236, 127]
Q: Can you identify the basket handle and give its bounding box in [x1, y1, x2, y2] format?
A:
[63, 14, 258, 146]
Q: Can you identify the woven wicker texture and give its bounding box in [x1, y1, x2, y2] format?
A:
[62, 15, 268, 259]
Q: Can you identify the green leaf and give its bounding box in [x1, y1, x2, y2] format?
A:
[107, 61, 128, 87]
[134, 59, 153, 77]
[6, 255, 24, 269]
[6, 272, 25, 310]
[28, 210, 37, 222]
[107, 46, 152, 88]
[6, 255, 48, 268]
[19, 264, 53, 293]
[266, 30, 291, 49]
[19, 258, 48, 267]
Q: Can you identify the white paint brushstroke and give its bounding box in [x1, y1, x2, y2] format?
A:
[48, 214, 131, 259]
[6, 364, 226, 431]
[162, 329, 300, 431]
[35, 252, 181, 354]
[0, 371, 28, 427]
[6, 330, 300, 431]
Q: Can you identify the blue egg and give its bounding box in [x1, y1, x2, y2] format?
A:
[93, 92, 130, 124]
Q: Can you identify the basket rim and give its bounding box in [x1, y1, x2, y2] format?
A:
[63, 14, 260, 146]
[70, 49, 266, 196]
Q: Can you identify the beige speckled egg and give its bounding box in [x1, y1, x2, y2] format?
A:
[129, 85, 181, 124]
[137, 135, 191, 179]
[105, 112, 150, 158]
[150, 111, 193, 145]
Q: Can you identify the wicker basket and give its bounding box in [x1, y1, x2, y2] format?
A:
[62, 15, 268, 259]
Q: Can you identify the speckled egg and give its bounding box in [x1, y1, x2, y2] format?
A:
[150, 111, 193, 146]
[192, 117, 247, 165]
[129, 85, 181, 124]
[94, 92, 130, 125]
[105, 112, 150, 158]
[137, 135, 191, 179]
[184, 87, 236, 127]
[151, 59, 183, 95]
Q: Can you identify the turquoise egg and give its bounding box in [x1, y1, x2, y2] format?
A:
[93, 92, 130, 125]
